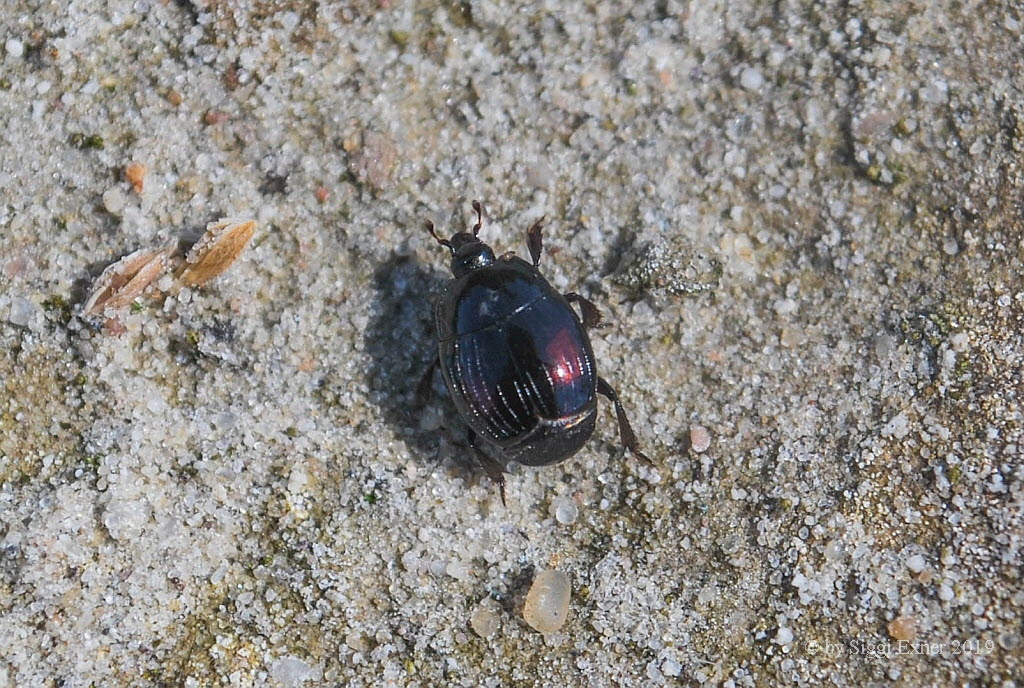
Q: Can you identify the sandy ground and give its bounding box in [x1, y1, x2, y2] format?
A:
[1, 1, 1023, 686]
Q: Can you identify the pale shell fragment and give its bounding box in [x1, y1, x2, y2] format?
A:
[83, 247, 171, 316]
[177, 218, 256, 287]
[523, 569, 571, 634]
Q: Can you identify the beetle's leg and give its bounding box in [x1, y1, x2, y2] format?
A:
[526, 216, 545, 268]
[596, 377, 652, 465]
[468, 429, 508, 506]
[414, 356, 439, 409]
[471, 200, 484, 236]
[564, 292, 608, 331]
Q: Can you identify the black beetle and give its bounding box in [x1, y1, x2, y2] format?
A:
[418, 201, 650, 502]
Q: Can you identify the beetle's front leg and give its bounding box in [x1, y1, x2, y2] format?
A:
[564, 292, 607, 331]
[596, 377, 652, 465]
[467, 429, 508, 506]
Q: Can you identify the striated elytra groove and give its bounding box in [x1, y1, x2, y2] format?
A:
[448, 294, 596, 444]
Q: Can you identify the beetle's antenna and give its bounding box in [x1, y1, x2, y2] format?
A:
[471, 200, 484, 237]
[425, 220, 452, 249]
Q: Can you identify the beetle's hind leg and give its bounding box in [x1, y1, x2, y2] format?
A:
[468, 429, 509, 506]
[596, 377, 652, 465]
[414, 357, 439, 409]
[564, 292, 608, 331]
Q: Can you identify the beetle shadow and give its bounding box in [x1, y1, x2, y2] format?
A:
[363, 253, 456, 466]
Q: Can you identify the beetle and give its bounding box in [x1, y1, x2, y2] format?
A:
[418, 201, 650, 503]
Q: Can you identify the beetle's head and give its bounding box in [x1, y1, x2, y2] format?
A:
[425, 200, 496, 278]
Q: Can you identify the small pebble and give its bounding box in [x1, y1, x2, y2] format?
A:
[204, 109, 230, 125]
[470, 601, 500, 638]
[887, 615, 917, 642]
[345, 632, 368, 652]
[774, 627, 793, 645]
[7, 296, 37, 327]
[269, 656, 315, 687]
[103, 499, 151, 541]
[740, 67, 764, 90]
[690, 426, 711, 453]
[554, 499, 578, 525]
[661, 658, 682, 677]
[5, 38, 24, 58]
[906, 554, 927, 573]
[102, 187, 126, 214]
[523, 569, 571, 634]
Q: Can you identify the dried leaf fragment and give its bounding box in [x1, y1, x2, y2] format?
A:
[84, 248, 171, 316]
[177, 218, 256, 287]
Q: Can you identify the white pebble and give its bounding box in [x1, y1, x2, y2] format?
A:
[523, 569, 571, 634]
[103, 187, 127, 214]
[5, 38, 24, 58]
[690, 426, 711, 453]
[554, 499, 578, 525]
[662, 658, 682, 677]
[446, 560, 471, 581]
[938, 584, 954, 601]
[7, 296, 37, 327]
[906, 554, 927, 573]
[103, 498, 151, 540]
[740, 67, 764, 91]
[270, 656, 315, 687]
[775, 627, 794, 645]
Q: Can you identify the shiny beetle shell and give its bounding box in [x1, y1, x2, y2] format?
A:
[420, 201, 650, 501]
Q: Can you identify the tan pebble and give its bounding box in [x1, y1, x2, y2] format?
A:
[887, 615, 917, 642]
[780, 326, 804, 348]
[204, 109, 230, 125]
[125, 161, 147, 193]
[102, 317, 128, 337]
[166, 90, 183, 106]
[223, 64, 239, 90]
[470, 601, 500, 638]
[523, 569, 570, 634]
[690, 425, 711, 453]
[345, 632, 369, 652]
[314, 186, 329, 203]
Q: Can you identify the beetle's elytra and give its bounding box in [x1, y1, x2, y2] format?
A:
[419, 201, 650, 503]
